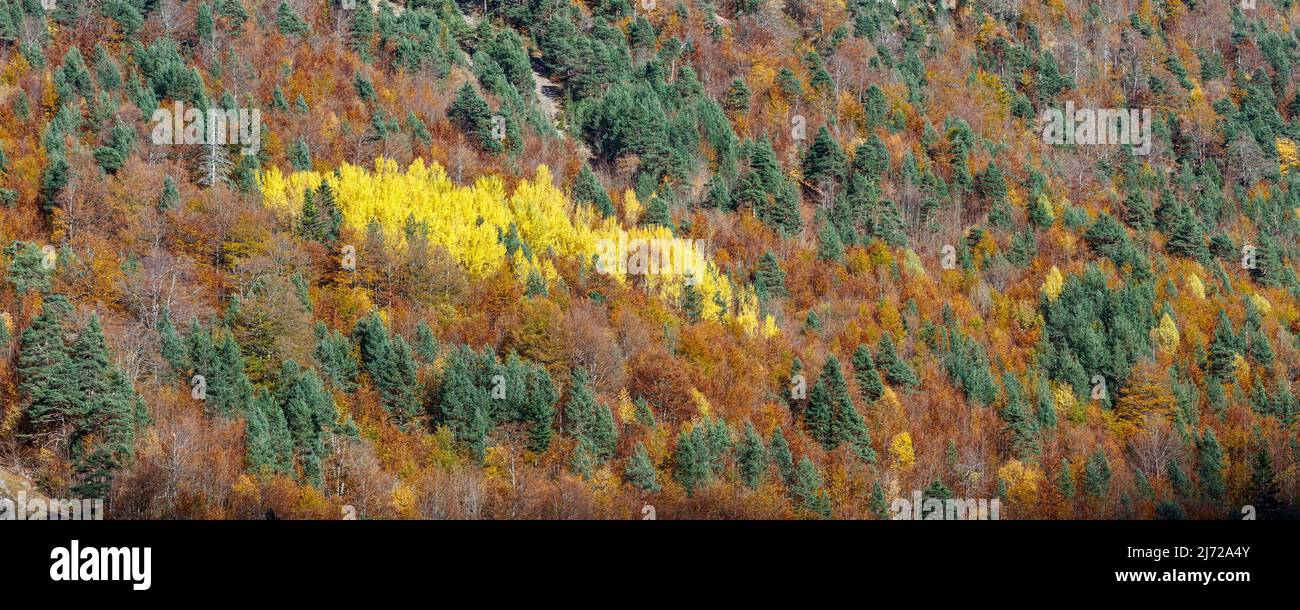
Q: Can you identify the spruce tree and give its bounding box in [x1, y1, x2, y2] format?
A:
[1206, 311, 1238, 381]
[673, 429, 706, 495]
[440, 346, 490, 462]
[804, 377, 835, 449]
[1058, 459, 1075, 500]
[19, 295, 76, 437]
[523, 365, 556, 452]
[737, 421, 767, 489]
[852, 343, 884, 402]
[769, 426, 795, 485]
[625, 442, 660, 493]
[1083, 449, 1112, 499]
[876, 333, 918, 388]
[1248, 446, 1281, 519]
[1197, 428, 1226, 503]
[633, 397, 656, 428]
[999, 372, 1040, 458]
[573, 165, 615, 217]
[870, 481, 890, 519]
[792, 456, 831, 517]
[753, 251, 787, 298]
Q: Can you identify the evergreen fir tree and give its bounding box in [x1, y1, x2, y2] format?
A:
[1058, 459, 1074, 499]
[792, 456, 831, 517]
[852, 343, 884, 402]
[625, 442, 660, 493]
[870, 481, 890, 519]
[1248, 446, 1281, 519]
[1197, 428, 1226, 503]
[573, 165, 615, 217]
[737, 421, 767, 489]
[19, 295, 76, 437]
[769, 426, 795, 485]
[1083, 449, 1112, 499]
[877, 333, 918, 388]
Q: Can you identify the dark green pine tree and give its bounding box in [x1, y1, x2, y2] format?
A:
[207, 331, 255, 417]
[377, 336, 421, 428]
[680, 281, 702, 323]
[975, 162, 1008, 204]
[640, 195, 672, 229]
[313, 322, 358, 392]
[870, 481, 890, 519]
[289, 138, 312, 172]
[999, 372, 1040, 458]
[822, 355, 874, 461]
[68, 316, 142, 496]
[275, 360, 335, 487]
[448, 83, 501, 154]
[1168, 460, 1193, 499]
[1083, 449, 1112, 499]
[876, 333, 918, 388]
[1206, 311, 1239, 381]
[803, 310, 822, 334]
[852, 134, 890, 181]
[817, 221, 844, 262]
[769, 425, 795, 485]
[1036, 379, 1057, 432]
[792, 456, 831, 518]
[804, 377, 835, 448]
[753, 251, 787, 298]
[274, 1, 308, 36]
[1243, 302, 1275, 366]
[243, 390, 276, 474]
[19, 295, 76, 437]
[563, 368, 597, 437]
[924, 479, 954, 502]
[5, 241, 52, 295]
[1196, 428, 1226, 504]
[570, 434, 595, 480]
[439, 346, 489, 463]
[1058, 459, 1075, 500]
[1123, 183, 1154, 232]
[737, 421, 767, 489]
[313, 181, 342, 244]
[633, 397, 656, 428]
[157, 175, 180, 211]
[591, 401, 619, 462]
[520, 358, 556, 450]
[349, 4, 376, 61]
[852, 343, 884, 402]
[413, 321, 439, 363]
[722, 78, 751, 113]
[1165, 204, 1208, 260]
[673, 428, 708, 495]
[157, 307, 186, 373]
[573, 165, 615, 217]
[1248, 446, 1281, 519]
[1155, 499, 1186, 520]
[624, 442, 660, 493]
[802, 126, 846, 185]
[525, 269, 548, 297]
[299, 188, 323, 241]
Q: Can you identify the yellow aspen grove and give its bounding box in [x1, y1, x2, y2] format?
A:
[260, 159, 767, 333]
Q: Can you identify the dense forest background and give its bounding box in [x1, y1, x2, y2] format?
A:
[0, 0, 1297, 519]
